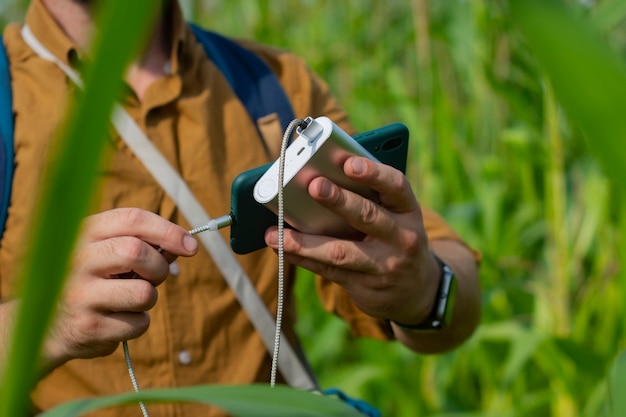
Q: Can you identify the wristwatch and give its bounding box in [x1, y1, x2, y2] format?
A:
[392, 256, 457, 331]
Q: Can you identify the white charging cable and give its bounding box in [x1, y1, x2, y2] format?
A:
[122, 215, 234, 417]
[122, 119, 306, 415]
[270, 118, 307, 388]
[122, 340, 150, 417]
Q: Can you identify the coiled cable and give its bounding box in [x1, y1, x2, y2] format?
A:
[270, 118, 307, 388]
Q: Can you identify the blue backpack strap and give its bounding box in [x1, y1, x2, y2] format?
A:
[0, 36, 14, 240]
[324, 388, 381, 417]
[188, 23, 295, 136]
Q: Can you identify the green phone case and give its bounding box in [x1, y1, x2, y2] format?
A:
[229, 122, 409, 254]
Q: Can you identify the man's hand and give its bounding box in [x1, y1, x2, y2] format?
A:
[43, 208, 198, 369]
[265, 156, 480, 353]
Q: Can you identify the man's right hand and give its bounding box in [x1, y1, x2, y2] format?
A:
[42, 208, 198, 369]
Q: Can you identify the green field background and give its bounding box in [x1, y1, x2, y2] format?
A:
[2, 0, 626, 416]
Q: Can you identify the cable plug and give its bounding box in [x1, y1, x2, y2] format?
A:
[188, 214, 234, 235]
[296, 116, 322, 143]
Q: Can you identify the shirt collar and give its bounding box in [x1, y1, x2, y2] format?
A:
[24, 0, 187, 73]
[24, 0, 79, 67]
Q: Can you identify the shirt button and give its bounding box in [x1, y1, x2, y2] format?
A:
[178, 350, 192, 366]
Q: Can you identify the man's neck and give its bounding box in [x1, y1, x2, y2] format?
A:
[41, 0, 94, 52]
[41, 0, 171, 101]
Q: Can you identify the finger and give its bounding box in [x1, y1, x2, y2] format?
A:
[70, 311, 152, 348]
[342, 157, 419, 213]
[265, 227, 383, 275]
[99, 311, 152, 341]
[280, 249, 364, 287]
[77, 236, 170, 286]
[80, 208, 198, 256]
[308, 176, 397, 239]
[277, 250, 397, 313]
[76, 278, 159, 313]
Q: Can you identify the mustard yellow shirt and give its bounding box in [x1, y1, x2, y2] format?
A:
[1, 1, 465, 415]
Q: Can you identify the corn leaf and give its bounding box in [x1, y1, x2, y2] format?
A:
[609, 350, 626, 417]
[38, 384, 363, 417]
[509, 0, 626, 191]
[0, 1, 157, 416]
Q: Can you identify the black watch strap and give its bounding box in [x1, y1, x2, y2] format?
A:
[392, 256, 457, 332]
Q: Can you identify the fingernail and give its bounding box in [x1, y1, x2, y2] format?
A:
[183, 234, 198, 252]
[351, 158, 365, 175]
[169, 261, 180, 276]
[318, 178, 332, 199]
[266, 230, 278, 246]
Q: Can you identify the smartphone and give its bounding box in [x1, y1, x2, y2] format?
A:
[229, 117, 409, 254]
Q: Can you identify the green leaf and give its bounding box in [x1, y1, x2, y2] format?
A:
[38, 385, 363, 417]
[592, 0, 626, 32]
[0, 1, 158, 416]
[609, 350, 626, 417]
[472, 321, 546, 386]
[509, 0, 626, 192]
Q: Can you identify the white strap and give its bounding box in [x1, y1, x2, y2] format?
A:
[112, 108, 317, 390]
[21, 25, 83, 87]
[21, 25, 317, 391]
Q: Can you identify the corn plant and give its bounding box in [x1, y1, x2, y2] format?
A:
[194, 1, 626, 416]
[2, 0, 626, 416]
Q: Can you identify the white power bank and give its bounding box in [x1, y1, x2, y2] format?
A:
[253, 116, 379, 238]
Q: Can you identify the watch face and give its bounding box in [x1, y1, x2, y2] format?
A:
[420, 261, 456, 331]
[440, 265, 457, 328]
